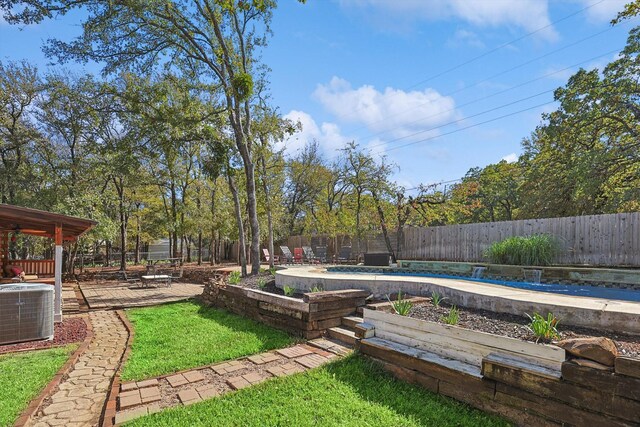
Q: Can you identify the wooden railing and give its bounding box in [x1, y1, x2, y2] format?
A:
[10, 259, 55, 276]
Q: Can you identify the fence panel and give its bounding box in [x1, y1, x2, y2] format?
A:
[286, 212, 640, 267]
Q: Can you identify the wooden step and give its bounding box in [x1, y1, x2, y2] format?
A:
[307, 338, 353, 356]
[328, 327, 357, 346]
[341, 316, 363, 329]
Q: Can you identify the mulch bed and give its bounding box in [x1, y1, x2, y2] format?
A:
[0, 317, 87, 355]
[408, 301, 640, 358]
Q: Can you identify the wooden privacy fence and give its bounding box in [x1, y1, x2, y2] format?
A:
[286, 212, 640, 267]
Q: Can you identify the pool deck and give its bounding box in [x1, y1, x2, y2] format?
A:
[276, 266, 640, 334]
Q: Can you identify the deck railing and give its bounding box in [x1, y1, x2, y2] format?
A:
[10, 259, 55, 276]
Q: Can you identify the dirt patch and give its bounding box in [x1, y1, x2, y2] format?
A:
[408, 301, 640, 358]
[0, 317, 87, 354]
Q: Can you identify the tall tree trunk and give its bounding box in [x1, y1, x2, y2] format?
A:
[372, 190, 396, 262]
[227, 171, 247, 276]
[260, 156, 274, 268]
[134, 217, 140, 265]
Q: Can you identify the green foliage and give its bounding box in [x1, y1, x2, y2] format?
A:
[231, 72, 253, 102]
[268, 267, 277, 275]
[257, 277, 267, 289]
[441, 306, 460, 325]
[388, 291, 413, 316]
[283, 285, 296, 297]
[121, 302, 295, 380]
[309, 284, 324, 293]
[127, 355, 509, 427]
[484, 234, 559, 266]
[526, 312, 560, 342]
[0, 346, 76, 427]
[228, 271, 242, 285]
[431, 291, 444, 308]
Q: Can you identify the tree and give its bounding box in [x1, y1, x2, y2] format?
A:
[2, 0, 290, 275]
[0, 61, 42, 205]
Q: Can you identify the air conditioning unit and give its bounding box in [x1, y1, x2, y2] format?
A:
[0, 283, 54, 345]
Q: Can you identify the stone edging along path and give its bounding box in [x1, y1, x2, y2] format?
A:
[13, 314, 95, 427]
[112, 339, 352, 425]
[26, 311, 129, 427]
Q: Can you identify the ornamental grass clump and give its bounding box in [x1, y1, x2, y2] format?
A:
[526, 312, 560, 342]
[389, 291, 413, 316]
[441, 306, 460, 325]
[484, 234, 560, 266]
[228, 271, 241, 285]
[283, 285, 296, 297]
[431, 291, 444, 307]
[257, 277, 267, 289]
[310, 284, 324, 293]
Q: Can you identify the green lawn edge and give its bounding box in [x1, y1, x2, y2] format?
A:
[126, 354, 510, 427]
[0, 344, 77, 427]
[121, 301, 297, 381]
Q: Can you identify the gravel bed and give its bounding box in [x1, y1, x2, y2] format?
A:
[409, 301, 640, 358]
[0, 317, 87, 354]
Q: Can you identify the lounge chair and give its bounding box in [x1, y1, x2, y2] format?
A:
[302, 246, 320, 264]
[335, 246, 352, 264]
[280, 246, 294, 264]
[315, 246, 328, 263]
[262, 248, 279, 264]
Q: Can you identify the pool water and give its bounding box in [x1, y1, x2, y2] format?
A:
[381, 271, 640, 303]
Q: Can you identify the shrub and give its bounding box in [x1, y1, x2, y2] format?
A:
[310, 284, 324, 293]
[484, 234, 560, 266]
[268, 267, 277, 276]
[257, 278, 267, 289]
[526, 312, 560, 342]
[441, 306, 460, 325]
[283, 285, 296, 297]
[431, 291, 444, 308]
[228, 271, 241, 285]
[388, 291, 413, 316]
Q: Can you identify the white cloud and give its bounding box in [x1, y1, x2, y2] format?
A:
[279, 110, 351, 156]
[501, 153, 519, 163]
[313, 76, 459, 138]
[446, 29, 485, 48]
[339, 0, 557, 40]
[576, 0, 628, 22]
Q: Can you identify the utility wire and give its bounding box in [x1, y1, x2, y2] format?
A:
[332, 0, 608, 128]
[385, 100, 556, 153]
[342, 26, 615, 140]
[351, 47, 622, 145]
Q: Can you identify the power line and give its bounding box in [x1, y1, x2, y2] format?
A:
[368, 88, 553, 150]
[342, 26, 615, 140]
[404, 0, 607, 90]
[331, 0, 608, 128]
[350, 47, 621, 145]
[385, 100, 556, 153]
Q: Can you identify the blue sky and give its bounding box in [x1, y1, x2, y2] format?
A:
[1, 0, 637, 191]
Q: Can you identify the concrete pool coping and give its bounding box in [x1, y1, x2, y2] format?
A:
[276, 266, 640, 334]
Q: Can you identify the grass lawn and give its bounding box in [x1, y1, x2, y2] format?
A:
[126, 355, 509, 427]
[121, 301, 297, 381]
[0, 345, 76, 427]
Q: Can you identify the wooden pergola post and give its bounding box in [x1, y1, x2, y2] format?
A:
[0, 230, 8, 273]
[54, 223, 63, 323]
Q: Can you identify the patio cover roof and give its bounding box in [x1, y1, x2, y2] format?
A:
[0, 204, 97, 241]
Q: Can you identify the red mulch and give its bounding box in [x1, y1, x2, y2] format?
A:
[0, 317, 87, 354]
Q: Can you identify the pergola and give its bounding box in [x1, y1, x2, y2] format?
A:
[0, 204, 96, 322]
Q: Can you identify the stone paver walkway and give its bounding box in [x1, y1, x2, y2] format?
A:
[115, 341, 352, 424]
[80, 282, 204, 309]
[28, 311, 128, 427]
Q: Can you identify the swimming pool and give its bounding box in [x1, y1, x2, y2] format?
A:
[382, 270, 640, 302]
